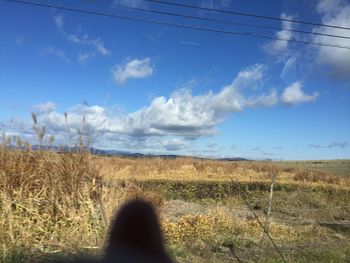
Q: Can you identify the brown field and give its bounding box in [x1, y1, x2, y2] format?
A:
[1, 143, 350, 262]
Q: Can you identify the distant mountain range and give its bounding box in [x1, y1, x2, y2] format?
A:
[89, 147, 250, 161]
[8, 144, 251, 161]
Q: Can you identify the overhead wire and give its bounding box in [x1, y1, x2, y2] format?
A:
[2, 0, 350, 50]
[82, 0, 350, 40]
[146, 0, 350, 31]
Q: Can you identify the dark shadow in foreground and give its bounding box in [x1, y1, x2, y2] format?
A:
[69, 199, 172, 263]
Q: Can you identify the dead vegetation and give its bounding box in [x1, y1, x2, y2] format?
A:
[93, 155, 350, 188]
[0, 142, 104, 260]
[0, 137, 349, 262]
[292, 168, 342, 185]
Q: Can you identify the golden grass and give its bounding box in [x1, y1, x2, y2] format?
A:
[93, 156, 350, 188]
[162, 209, 331, 246]
[0, 145, 106, 258]
[1, 143, 349, 262]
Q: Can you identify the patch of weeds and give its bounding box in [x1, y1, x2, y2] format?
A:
[168, 244, 189, 259]
[221, 235, 241, 250]
[0, 247, 30, 263]
[292, 246, 350, 263]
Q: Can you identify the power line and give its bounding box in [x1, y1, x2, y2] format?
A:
[3, 0, 350, 50]
[83, 0, 350, 40]
[146, 0, 350, 31]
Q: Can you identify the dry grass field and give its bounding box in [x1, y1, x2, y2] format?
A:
[1, 140, 350, 262]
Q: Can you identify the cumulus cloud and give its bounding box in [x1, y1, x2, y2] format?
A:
[113, 58, 154, 84]
[313, 0, 350, 78]
[121, 64, 266, 137]
[3, 64, 266, 142]
[246, 89, 278, 107]
[1, 64, 319, 151]
[231, 64, 266, 90]
[281, 82, 319, 105]
[54, 15, 110, 57]
[47, 65, 266, 138]
[264, 13, 295, 54]
[33, 102, 57, 114]
[162, 139, 187, 151]
[0, 117, 33, 141]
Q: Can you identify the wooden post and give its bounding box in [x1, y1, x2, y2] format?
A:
[97, 185, 108, 229]
[261, 173, 276, 244]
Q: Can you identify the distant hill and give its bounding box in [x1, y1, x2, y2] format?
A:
[217, 157, 250, 161]
[7, 144, 251, 161]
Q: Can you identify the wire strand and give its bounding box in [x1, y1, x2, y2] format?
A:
[81, 0, 350, 40]
[3, 0, 350, 50]
[146, 0, 350, 31]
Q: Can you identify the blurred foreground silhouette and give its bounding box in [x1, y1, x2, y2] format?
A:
[74, 199, 172, 263]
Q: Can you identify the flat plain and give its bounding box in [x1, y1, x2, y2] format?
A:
[1, 145, 349, 262]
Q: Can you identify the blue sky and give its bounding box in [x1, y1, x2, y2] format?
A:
[1, 0, 350, 160]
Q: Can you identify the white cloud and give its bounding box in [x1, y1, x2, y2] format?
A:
[280, 55, 299, 84]
[2, 64, 266, 143]
[316, 0, 343, 18]
[231, 64, 266, 90]
[246, 89, 278, 107]
[2, 65, 319, 151]
[54, 15, 64, 29]
[33, 102, 57, 114]
[25, 64, 267, 139]
[54, 15, 110, 57]
[264, 13, 295, 54]
[313, 0, 350, 79]
[77, 52, 94, 64]
[162, 139, 187, 151]
[43, 46, 70, 63]
[281, 82, 319, 105]
[93, 39, 110, 56]
[113, 57, 154, 84]
[1, 118, 32, 136]
[207, 143, 219, 149]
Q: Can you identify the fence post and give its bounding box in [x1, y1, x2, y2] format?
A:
[261, 172, 276, 244]
[232, 178, 287, 263]
[97, 184, 108, 229]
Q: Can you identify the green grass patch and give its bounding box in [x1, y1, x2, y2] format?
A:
[130, 179, 350, 201]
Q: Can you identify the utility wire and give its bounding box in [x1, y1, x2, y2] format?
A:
[82, 0, 350, 40]
[3, 0, 350, 50]
[146, 0, 350, 31]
